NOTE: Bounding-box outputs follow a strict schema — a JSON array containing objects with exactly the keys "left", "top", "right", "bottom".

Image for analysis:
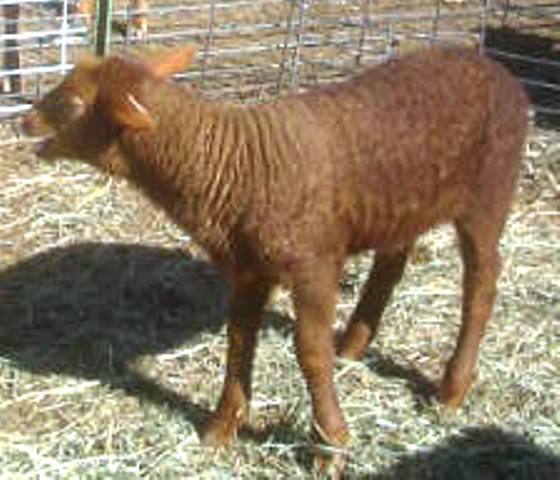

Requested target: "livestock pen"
[{"left": 0, "top": 1, "right": 559, "bottom": 478}]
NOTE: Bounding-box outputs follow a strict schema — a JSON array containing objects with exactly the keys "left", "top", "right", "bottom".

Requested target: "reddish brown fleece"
[{"left": 22, "top": 46, "right": 529, "bottom": 477}]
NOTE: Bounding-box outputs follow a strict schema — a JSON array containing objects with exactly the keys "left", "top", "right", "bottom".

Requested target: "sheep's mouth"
[
  {"left": 31, "top": 135, "right": 49, "bottom": 155},
  {"left": 20, "top": 111, "right": 59, "bottom": 158},
  {"left": 27, "top": 134, "right": 57, "bottom": 159},
  {"left": 21, "top": 125, "right": 58, "bottom": 158}
]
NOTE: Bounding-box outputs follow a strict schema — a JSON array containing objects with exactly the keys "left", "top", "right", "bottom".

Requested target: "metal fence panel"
[{"left": 0, "top": 0, "right": 558, "bottom": 124}]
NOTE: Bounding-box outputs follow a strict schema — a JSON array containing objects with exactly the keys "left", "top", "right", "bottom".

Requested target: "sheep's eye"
[
  {"left": 68, "top": 95, "right": 85, "bottom": 109},
  {"left": 38, "top": 92, "right": 86, "bottom": 129},
  {"left": 64, "top": 95, "right": 86, "bottom": 120}
]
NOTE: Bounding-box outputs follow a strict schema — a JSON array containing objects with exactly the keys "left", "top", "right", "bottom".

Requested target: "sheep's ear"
[
  {"left": 71, "top": 54, "right": 103, "bottom": 102},
  {"left": 74, "top": 54, "right": 102, "bottom": 78},
  {"left": 97, "top": 56, "right": 155, "bottom": 129},
  {"left": 103, "top": 90, "right": 154, "bottom": 129},
  {"left": 146, "top": 45, "right": 197, "bottom": 78}
]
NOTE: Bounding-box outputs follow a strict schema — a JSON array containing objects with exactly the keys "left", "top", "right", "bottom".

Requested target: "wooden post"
[{"left": 94, "top": 0, "right": 113, "bottom": 56}]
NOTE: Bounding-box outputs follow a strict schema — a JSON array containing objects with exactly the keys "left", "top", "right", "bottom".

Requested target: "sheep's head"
[{"left": 21, "top": 45, "right": 196, "bottom": 175}]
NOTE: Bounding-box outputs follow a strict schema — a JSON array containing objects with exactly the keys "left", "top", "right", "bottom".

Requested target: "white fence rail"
[{"left": 0, "top": 0, "right": 558, "bottom": 126}]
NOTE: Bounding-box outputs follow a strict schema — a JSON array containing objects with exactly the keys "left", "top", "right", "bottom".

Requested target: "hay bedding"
[{"left": 0, "top": 115, "right": 558, "bottom": 478}]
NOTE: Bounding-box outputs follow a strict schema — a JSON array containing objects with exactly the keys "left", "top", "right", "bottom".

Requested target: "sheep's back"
[{"left": 284, "top": 47, "right": 527, "bottom": 252}]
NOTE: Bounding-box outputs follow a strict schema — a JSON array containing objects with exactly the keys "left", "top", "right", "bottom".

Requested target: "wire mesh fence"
[
  {"left": 0, "top": 0, "right": 558, "bottom": 124},
  {"left": 483, "top": 1, "right": 560, "bottom": 127}
]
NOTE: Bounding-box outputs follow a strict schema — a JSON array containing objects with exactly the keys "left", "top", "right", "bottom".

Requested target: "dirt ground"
[{"left": 0, "top": 125, "right": 557, "bottom": 479}]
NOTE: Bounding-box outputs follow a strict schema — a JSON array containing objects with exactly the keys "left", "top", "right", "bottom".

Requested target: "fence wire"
[{"left": 0, "top": 0, "right": 558, "bottom": 126}]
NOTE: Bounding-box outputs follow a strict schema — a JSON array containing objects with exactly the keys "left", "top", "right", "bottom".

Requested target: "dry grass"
[
  {"left": 1, "top": 1, "right": 559, "bottom": 478},
  {"left": 1, "top": 120, "right": 558, "bottom": 480}
]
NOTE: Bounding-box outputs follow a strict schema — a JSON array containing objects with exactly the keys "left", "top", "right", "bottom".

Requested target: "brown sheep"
[
  {"left": 76, "top": 0, "right": 148, "bottom": 40},
  {"left": 21, "top": 45, "right": 529, "bottom": 477}
]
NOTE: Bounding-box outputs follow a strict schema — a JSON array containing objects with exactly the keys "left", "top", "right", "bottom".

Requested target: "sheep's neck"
[{"left": 120, "top": 92, "right": 255, "bottom": 263}]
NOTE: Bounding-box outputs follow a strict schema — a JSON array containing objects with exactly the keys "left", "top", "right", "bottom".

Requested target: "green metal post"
[{"left": 94, "top": 0, "right": 113, "bottom": 56}]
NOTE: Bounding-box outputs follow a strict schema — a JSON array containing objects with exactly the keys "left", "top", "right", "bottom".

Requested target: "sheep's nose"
[
  {"left": 19, "top": 106, "right": 41, "bottom": 137},
  {"left": 19, "top": 112, "right": 35, "bottom": 136}
]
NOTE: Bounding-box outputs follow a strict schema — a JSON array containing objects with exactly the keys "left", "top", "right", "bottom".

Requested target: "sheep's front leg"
[
  {"left": 338, "top": 248, "right": 410, "bottom": 360},
  {"left": 293, "top": 265, "right": 349, "bottom": 478},
  {"left": 201, "top": 277, "right": 272, "bottom": 446}
]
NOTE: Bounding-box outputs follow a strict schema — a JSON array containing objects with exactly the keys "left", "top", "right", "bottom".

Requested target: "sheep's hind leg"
[
  {"left": 439, "top": 220, "right": 502, "bottom": 408},
  {"left": 201, "top": 276, "right": 272, "bottom": 446},
  {"left": 338, "top": 248, "right": 410, "bottom": 360}
]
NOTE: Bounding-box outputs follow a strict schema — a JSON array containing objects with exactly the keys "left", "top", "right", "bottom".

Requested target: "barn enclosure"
[{"left": 0, "top": 1, "right": 559, "bottom": 124}]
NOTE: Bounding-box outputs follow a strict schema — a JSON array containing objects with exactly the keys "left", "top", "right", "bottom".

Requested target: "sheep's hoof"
[
  {"left": 313, "top": 447, "right": 347, "bottom": 480},
  {"left": 335, "top": 325, "right": 370, "bottom": 361},
  {"left": 439, "top": 370, "right": 477, "bottom": 409},
  {"left": 200, "top": 416, "right": 239, "bottom": 447},
  {"left": 311, "top": 422, "right": 349, "bottom": 479},
  {"left": 336, "top": 343, "right": 364, "bottom": 362},
  {"left": 439, "top": 384, "right": 466, "bottom": 410}
]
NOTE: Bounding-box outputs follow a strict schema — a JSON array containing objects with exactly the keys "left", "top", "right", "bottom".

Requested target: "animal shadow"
[
  {"left": 0, "top": 242, "right": 230, "bottom": 432},
  {"left": 363, "top": 348, "right": 438, "bottom": 409},
  {"left": 483, "top": 26, "right": 560, "bottom": 129},
  {"left": 369, "top": 426, "right": 560, "bottom": 480}
]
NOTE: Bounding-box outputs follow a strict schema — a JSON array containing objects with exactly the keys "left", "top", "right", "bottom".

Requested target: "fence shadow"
[
  {"left": 484, "top": 26, "right": 560, "bottom": 130},
  {"left": 367, "top": 426, "right": 560, "bottom": 480},
  {"left": 0, "top": 242, "right": 234, "bottom": 433}
]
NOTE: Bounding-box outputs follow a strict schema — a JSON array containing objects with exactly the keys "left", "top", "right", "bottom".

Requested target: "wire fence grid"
[{"left": 0, "top": 0, "right": 558, "bottom": 125}]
